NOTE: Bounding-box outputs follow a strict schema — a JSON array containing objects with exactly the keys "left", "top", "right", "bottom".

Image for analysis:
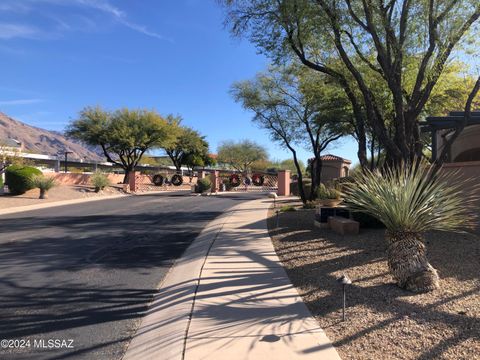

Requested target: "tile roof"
[{"left": 320, "top": 154, "right": 348, "bottom": 162}]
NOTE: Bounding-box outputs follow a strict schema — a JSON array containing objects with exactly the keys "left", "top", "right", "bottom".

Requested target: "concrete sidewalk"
[{"left": 124, "top": 198, "right": 340, "bottom": 360}]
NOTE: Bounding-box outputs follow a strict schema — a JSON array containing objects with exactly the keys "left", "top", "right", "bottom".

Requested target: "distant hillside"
[{"left": 0, "top": 112, "right": 103, "bottom": 161}]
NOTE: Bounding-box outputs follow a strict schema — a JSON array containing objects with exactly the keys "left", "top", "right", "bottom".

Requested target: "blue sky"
[{"left": 0, "top": 0, "right": 359, "bottom": 164}]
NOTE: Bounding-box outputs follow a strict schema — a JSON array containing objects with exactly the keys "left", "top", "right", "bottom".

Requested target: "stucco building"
[{"left": 319, "top": 154, "right": 351, "bottom": 182}]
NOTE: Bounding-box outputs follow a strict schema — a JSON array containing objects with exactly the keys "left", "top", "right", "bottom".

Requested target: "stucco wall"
[
  {"left": 321, "top": 160, "right": 351, "bottom": 182},
  {"left": 44, "top": 173, "right": 125, "bottom": 185},
  {"left": 321, "top": 164, "right": 341, "bottom": 182},
  {"left": 437, "top": 125, "right": 480, "bottom": 162},
  {"left": 440, "top": 162, "right": 480, "bottom": 226}
]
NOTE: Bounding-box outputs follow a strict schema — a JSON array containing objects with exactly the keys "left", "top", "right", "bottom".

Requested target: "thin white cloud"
[
  {"left": 13, "top": 0, "right": 171, "bottom": 42},
  {"left": 0, "top": 23, "right": 40, "bottom": 40},
  {"left": 75, "top": 0, "right": 171, "bottom": 41},
  {"left": 0, "top": 99, "right": 44, "bottom": 106}
]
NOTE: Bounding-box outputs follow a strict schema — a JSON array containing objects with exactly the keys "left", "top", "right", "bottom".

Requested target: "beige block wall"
[
  {"left": 437, "top": 125, "right": 480, "bottom": 161},
  {"left": 440, "top": 162, "right": 480, "bottom": 230},
  {"left": 321, "top": 161, "right": 351, "bottom": 182},
  {"left": 321, "top": 165, "right": 341, "bottom": 183},
  {"left": 44, "top": 173, "right": 125, "bottom": 186}
]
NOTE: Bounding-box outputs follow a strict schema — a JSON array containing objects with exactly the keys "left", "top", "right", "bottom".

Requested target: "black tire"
[
  {"left": 252, "top": 174, "right": 264, "bottom": 186},
  {"left": 229, "top": 174, "right": 241, "bottom": 187},
  {"left": 171, "top": 174, "right": 183, "bottom": 186},
  {"left": 152, "top": 174, "right": 164, "bottom": 186}
]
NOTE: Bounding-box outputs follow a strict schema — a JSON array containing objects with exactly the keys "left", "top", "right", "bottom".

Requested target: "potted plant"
[
  {"left": 30, "top": 175, "right": 57, "bottom": 199},
  {"left": 316, "top": 183, "right": 341, "bottom": 207}
]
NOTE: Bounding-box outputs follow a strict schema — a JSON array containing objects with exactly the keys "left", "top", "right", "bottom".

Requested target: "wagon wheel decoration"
[
  {"left": 252, "top": 173, "right": 265, "bottom": 186},
  {"left": 171, "top": 174, "right": 183, "bottom": 186},
  {"left": 229, "top": 174, "right": 241, "bottom": 187},
  {"left": 152, "top": 174, "right": 164, "bottom": 186}
]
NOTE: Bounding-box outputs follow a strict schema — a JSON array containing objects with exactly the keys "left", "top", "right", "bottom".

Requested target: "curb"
[
  {"left": 123, "top": 198, "right": 340, "bottom": 360},
  {"left": 0, "top": 189, "right": 196, "bottom": 216},
  {"left": 0, "top": 193, "right": 130, "bottom": 216},
  {"left": 123, "top": 207, "right": 234, "bottom": 360}
]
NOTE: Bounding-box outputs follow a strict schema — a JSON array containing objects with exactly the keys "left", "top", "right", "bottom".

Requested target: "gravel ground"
[
  {"left": 268, "top": 204, "right": 479, "bottom": 360},
  {"left": 0, "top": 185, "right": 126, "bottom": 209}
]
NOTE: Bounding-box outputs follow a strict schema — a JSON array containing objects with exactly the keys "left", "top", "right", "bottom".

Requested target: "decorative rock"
[{"left": 328, "top": 216, "right": 359, "bottom": 235}]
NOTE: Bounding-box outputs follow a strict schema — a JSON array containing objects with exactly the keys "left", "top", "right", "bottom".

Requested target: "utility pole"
[{"left": 64, "top": 151, "right": 73, "bottom": 173}]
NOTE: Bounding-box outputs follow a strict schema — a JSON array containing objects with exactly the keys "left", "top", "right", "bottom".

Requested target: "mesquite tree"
[
  {"left": 67, "top": 107, "right": 172, "bottom": 183},
  {"left": 163, "top": 116, "right": 211, "bottom": 172},
  {"left": 222, "top": 0, "right": 480, "bottom": 167},
  {"left": 217, "top": 140, "right": 268, "bottom": 173},
  {"left": 231, "top": 65, "right": 349, "bottom": 202}
]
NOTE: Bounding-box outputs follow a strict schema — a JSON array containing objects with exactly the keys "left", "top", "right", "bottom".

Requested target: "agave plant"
[{"left": 342, "top": 162, "right": 477, "bottom": 292}]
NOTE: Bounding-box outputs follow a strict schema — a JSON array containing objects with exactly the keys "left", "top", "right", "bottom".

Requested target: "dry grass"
[{"left": 268, "top": 205, "right": 480, "bottom": 360}]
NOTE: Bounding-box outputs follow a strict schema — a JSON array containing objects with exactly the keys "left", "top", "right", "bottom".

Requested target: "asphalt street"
[{"left": 0, "top": 191, "right": 260, "bottom": 360}]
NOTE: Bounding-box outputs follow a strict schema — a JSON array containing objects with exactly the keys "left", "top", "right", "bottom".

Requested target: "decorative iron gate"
[
  {"left": 217, "top": 171, "right": 278, "bottom": 192},
  {"left": 132, "top": 172, "right": 195, "bottom": 192}
]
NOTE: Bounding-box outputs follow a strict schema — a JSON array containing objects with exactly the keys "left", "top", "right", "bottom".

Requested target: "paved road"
[{"left": 0, "top": 192, "right": 260, "bottom": 360}]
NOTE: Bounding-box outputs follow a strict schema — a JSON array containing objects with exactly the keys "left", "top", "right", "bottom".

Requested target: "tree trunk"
[
  {"left": 309, "top": 157, "right": 322, "bottom": 201},
  {"left": 39, "top": 189, "right": 47, "bottom": 199},
  {"left": 385, "top": 231, "right": 439, "bottom": 292},
  {"left": 123, "top": 168, "right": 133, "bottom": 184},
  {"left": 292, "top": 151, "right": 306, "bottom": 204},
  {"left": 369, "top": 135, "right": 375, "bottom": 171}
]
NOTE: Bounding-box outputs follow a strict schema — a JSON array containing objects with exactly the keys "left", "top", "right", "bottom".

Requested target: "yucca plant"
[
  {"left": 342, "top": 162, "right": 478, "bottom": 292},
  {"left": 30, "top": 175, "right": 57, "bottom": 199}
]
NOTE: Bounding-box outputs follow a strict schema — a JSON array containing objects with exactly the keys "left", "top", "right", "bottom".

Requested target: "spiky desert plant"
[
  {"left": 342, "top": 162, "right": 477, "bottom": 292},
  {"left": 30, "top": 175, "right": 57, "bottom": 199}
]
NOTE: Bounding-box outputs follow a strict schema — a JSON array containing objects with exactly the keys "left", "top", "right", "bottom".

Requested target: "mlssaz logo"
[{"left": 33, "top": 339, "right": 74, "bottom": 349}]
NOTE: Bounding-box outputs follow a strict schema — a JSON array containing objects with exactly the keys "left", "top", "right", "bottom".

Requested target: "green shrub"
[
  {"left": 316, "top": 183, "right": 340, "bottom": 199},
  {"left": 5, "top": 165, "right": 42, "bottom": 195},
  {"left": 0, "top": 176, "right": 3, "bottom": 188},
  {"left": 280, "top": 204, "right": 297, "bottom": 212},
  {"left": 196, "top": 178, "right": 211, "bottom": 193},
  {"left": 302, "top": 201, "right": 316, "bottom": 209},
  {"left": 91, "top": 172, "right": 110, "bottom": 192},
  {"left": 290, "top": 179, "right": 311, "bottom": 198},
  {"left": 30, "top": 175, "right": 56, "bottom": 191},
  {"left": 222, "top": 178, "right": 233, "bottom": 191}
]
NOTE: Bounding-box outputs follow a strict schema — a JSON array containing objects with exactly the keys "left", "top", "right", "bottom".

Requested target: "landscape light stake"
[
  {"left": 275, "top": 209, "right": 280, "bottom": 228},
  {"left": 268, "top": 192, "right": 278, "bottom": 208},
  {"left": 337, "top": 274, "right": 352, "bottom": 321}
]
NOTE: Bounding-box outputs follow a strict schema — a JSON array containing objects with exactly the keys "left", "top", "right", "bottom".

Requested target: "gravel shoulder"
[
  {"left": 0, "top": 185, "right": 126, "bottom": 210},
  {"left": 267, "top": 203, "right": 479, "bottom": 360}
]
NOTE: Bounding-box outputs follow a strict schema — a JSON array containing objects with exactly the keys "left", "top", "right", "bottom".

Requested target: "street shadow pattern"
[
  {"left": 0, "top": 197, "right": 239, "bottom": 360},
  {"left": 124, "top": 199, "right": 338, "bottom": 360}
]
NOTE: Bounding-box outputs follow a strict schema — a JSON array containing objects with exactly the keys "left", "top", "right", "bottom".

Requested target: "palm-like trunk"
[{"left": 385, "top": 231, "right": 439, "bottom": 292}]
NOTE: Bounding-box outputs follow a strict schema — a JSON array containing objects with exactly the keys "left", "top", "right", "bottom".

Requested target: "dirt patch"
[
  {"left": 0, "top": 184, "right": 126, "bottom": 210},
  {"left": 268, "top": 204, "right": 479, "bottom": 360}
]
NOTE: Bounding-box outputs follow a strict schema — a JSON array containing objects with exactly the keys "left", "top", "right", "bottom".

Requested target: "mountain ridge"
[{"left": 0, "top": 112, "right": 103, "bottom": 161}]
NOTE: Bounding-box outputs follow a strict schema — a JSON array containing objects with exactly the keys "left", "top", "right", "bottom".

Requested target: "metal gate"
[{"left": 217, "top": 171, "right": 278, "bottom": 192}]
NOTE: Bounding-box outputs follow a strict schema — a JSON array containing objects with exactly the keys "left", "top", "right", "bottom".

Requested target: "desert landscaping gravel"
[
  {"left": 0, "top": 184, "right": 126, "bottom": 210},
  {"left": 268, "top": 205, "right": 479, "bottom": 360}
]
